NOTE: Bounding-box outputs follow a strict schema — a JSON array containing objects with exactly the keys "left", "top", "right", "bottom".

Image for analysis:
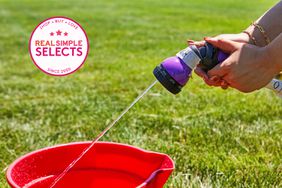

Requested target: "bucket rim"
[{"left": 6, "top": 141, "right": 175, "bottom": 188}]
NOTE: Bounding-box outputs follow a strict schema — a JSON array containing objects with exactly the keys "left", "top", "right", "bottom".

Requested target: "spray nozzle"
[{"left": 153, "top": 43, "right": 228, "bottom": 94}]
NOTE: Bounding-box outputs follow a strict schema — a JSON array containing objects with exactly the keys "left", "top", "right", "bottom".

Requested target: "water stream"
[{"left": 49, "top": 80, "right": 158, "bottom": 188}]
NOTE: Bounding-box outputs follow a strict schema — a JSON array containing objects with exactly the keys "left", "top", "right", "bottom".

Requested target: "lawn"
[{"left": 0, "top": 0, "right": 281, "bottom": 187}]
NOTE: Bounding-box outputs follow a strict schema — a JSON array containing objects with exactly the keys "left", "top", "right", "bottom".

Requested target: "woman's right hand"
[{"left": 188, "top": 33, "right": 252, "bottom": 88}]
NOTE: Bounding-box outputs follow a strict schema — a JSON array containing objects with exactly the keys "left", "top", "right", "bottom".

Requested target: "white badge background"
[{"left": 29, "top": 17, "right": 89, "bottom": 76}]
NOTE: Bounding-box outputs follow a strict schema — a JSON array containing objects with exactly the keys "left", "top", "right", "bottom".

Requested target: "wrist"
[
  {"left": 240, "top": 32, "right": 254, "bottom": 44},
  {"left": 245, "top": 26, "right": 267, "bottom": 47},
  {"left": 262, "top": 46, "right": 282, "bottom": 74}
]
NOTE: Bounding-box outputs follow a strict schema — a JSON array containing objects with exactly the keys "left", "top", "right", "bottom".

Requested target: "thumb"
[{"left": 204, "top": 37, "right": 241, "bottom": 53}]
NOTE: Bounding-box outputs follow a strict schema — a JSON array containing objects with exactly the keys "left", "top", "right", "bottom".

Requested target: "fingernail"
[
  {"left": 211, "top": 76, "right": 220, "bottom": 82},
  {"left": 204, "top": 79, "right": 212, "bottom": 86},
  {"left": 220, "top": 81, "right": 225, "bottom": 86},
  {"left": 220, "top": 80, "right": 229, "bottom": 87},
  {"left": 205, "top": 37, "right": 216, "bottom": 42}
]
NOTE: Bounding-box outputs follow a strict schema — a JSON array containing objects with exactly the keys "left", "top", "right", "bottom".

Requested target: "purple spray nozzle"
[
  {"left": 153, "top": 57, "right": 192, "bottom": 94},
  {"left": 153, "top": 43, "right": 229, "bottom": 94}
]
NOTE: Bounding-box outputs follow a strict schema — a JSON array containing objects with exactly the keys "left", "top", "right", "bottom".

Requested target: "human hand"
[
  {"left": 204, "top": 37, "right": 278, "bottom": 93},
  {"left": 188, "top": 33, "right": 252, "bottom": 86},
  {"left": 187, "top": 32, "right": 251, "bottom": 47}
]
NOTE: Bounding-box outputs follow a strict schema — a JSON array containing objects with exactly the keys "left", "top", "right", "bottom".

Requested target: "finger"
[
  {"left": 207, "top": 61, "right": 229, "bottom": 78},
  {"left": 209, "top": 75, "right": 222, "bottom": 86},
  {"left": 194, "top": 67, "right": 216, "bottom": 86},
  {"left": 194, "top": 66, "right": 209, "bottom": 80},
  {"left": 195, "top": 66, "right": 225, "bottom": 87},
  {"left": 205, "top": 75, "right": 222, "bottom": 87},
  {"left": 203, "top": 77, "right": 216, "bottom": 86},
  {"left": 205, "top": 77, "right": 223, "bottom": 87},
  {"left": 192, "top": 41, "right": 205, "bottom": 47},
  {"left": 187, "top": 39, "right": 195, "bottom": 46},
  {"left": 187, "top": 40, "right": 205, "bottom": 47},
  {"left": 210, "top": 75, "right": 221, "bottom": 83},
  {"left": 204, "top": 37, "right": 240, "bottom": 53},
  {"left": 220, "top": 80, "right": 229, "bottom": 90},
  {"left": 203, "top": 75, "right": 222, "bottom": 87},
  {"left": 214, "top": 33, "right": 248, "bottom": 43}
]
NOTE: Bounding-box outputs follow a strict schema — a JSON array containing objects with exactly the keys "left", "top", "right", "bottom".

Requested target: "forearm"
[
  {"left": 245, "top": 1, "right": 282, "bottom": 46},
  {"left": 265, "top": 33, "right": 282, "bottom": 72}
]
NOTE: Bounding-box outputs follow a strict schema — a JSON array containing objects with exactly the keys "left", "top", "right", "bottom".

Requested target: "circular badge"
[{"left": 29, "top": 16, "right": 89, "bottom": 76}]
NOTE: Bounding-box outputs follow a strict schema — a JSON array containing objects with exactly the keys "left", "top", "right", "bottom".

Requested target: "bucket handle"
[{"left": 136, "top": 169, "right": 164, "bottom": 188}]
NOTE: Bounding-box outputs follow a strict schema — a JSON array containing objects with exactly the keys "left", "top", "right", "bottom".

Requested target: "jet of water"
[{"left": 49, "top": 80, "right": 158, "bottom": 188}]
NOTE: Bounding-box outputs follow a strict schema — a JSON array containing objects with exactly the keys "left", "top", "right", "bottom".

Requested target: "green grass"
[{"left": 0, "top": 0, "right": 281, "bottom": 187}]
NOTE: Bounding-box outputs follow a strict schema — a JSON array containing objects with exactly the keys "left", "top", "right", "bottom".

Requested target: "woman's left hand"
[{"left": 205, "top": 37, "right": 278, "bottom": 93}]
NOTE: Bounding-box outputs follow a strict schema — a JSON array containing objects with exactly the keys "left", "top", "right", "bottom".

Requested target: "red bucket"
[{"left": 6, "top": 142, "right": 174, "bottom": 188}]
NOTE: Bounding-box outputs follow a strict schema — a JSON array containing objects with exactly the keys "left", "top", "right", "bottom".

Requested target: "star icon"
[
  {"left": 64, "top": 32, "right": 68, "bottom": 36},
  {"left": 50, "top": 32, "right": 54, "bottom": 36},
  {"left": 56, "top": 30, "right": 62, "bottom": 36}
]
